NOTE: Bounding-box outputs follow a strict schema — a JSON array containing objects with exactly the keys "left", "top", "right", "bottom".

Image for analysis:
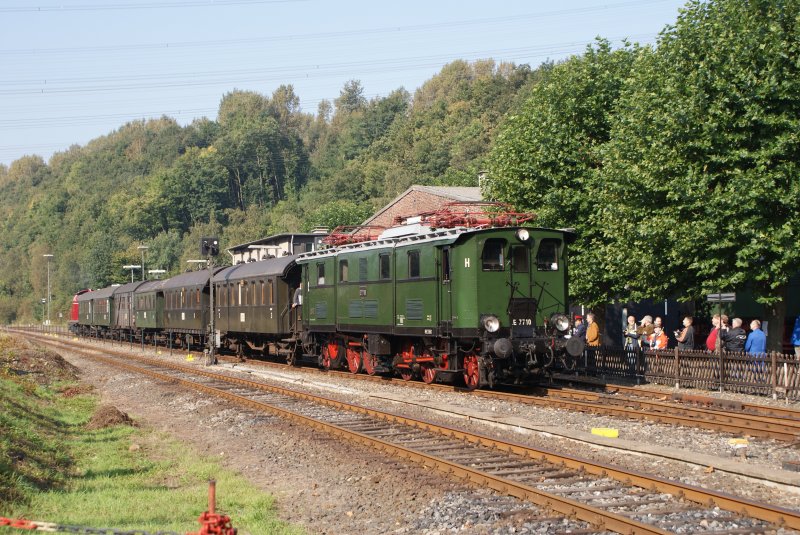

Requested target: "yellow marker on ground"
[
  {"left": 728, "top": 438, "right": 749, "bottom": 447},
  {"left": 591, "top": 428, "right": 619, "bottom": 438},
  {"left": 186, "top": 354, "right": 195, "bottom": 362}
]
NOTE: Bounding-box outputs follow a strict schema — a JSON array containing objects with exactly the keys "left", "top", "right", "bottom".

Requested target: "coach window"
[
  {"left": 379, "top": 253, "right": 391, "bottom": 280},
  {"left": 358, "top": 257, "right": 368, "bottom": 282},
  {"left": 196, "top": 288, "right": 201, "bottom": 305},
  {"left": 408, "top": 250, "right": 420, "bottom": 278},
  {"left": 268, "top": 279, "right": 275, "bottom": 304},
  {"left": 482, "top": 239, "right": 506, "bottom": 271},
  {"left": 536, "top": 239, "right": 560, "bottom": 271},
  {"left": 339, "top": 259, "right": 349, "bottom": 282},
  {"left": 317, "top": 263, "right": 326, "bottom": 285},
  {"left": 512, "top": 245, "right": 529, "bottom": 273}
]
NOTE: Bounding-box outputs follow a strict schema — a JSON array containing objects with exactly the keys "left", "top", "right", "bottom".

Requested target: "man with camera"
[{"left": 675, "top": 316, "right": 695, "bottom": 350}]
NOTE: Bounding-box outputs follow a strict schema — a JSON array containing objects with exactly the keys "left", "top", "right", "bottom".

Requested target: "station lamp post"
[
  {"left": 122, "top": 265, "right": 141, "bottom": 283},
  {"left": 137, "top": 245, "right": 149, "bottom": 281},
  {"left": 42, "top": 254, "right": 53, "bottom": 325}
]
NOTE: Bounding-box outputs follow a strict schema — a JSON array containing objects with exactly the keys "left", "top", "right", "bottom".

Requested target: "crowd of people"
[{"left": 570, "top": 313, "right": 800, "bottom": 356}]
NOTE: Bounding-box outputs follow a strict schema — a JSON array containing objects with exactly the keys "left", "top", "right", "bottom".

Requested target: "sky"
[{"left": 0, "top": 0, "right": 689, "bottom": 168}]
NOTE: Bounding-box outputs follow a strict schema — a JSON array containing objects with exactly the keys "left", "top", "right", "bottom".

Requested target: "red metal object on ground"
[
  {"left": 0, "top": 517, "right": 38, "bottom": 530},
  {"left": 188, "top": 480, "right": 237, "bottom": 535},
  {"left": 395, "top": 201, "right": 536, "bottom": 230}
]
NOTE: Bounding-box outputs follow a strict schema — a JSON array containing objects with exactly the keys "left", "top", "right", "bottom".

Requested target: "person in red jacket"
[{"left": 706, "top": 314, "right": 721, "bottom": 352}]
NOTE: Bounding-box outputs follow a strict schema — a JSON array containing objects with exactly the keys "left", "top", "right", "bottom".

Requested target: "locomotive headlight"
[
  {"left": 515, "top": 228, "right": 531, "bottom": 243},
  {"left": 482, "top": 315, "right": 501, "bottom": 333},
  {"left": 550, "top": 313, "right": 570, "bottom": 333}
]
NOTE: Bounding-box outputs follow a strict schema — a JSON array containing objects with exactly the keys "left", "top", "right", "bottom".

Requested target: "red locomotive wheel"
[
  {"left": 346, "top": 346, "right": 362, "bottom": 374},
  {"left": 363, "top": 351, "right": 378, "bottom": 375},
  {"left": 463, "top": 354, "right": 481, "bottom": 390},
  {"left": 399, "top": 367, "right": 413, "bottom": 381},
  {"left": 322, "top": 341, "right": 339, "bottom": 370},
  {"left": 421, "top": 363, "right": 437, "bottom": 384}
]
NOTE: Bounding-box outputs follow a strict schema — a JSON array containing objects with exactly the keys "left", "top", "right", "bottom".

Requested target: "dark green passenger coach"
[
  {"left": 134, "top": 279, "right": 165, "bottom": 331},
  {"left": 213, "top": 255, "right": 299, "bottom": 356}
]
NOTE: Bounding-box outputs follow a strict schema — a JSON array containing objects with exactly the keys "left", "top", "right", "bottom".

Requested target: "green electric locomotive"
[{"left": 297, "top": 206, "right": 580, "bottom": 389}]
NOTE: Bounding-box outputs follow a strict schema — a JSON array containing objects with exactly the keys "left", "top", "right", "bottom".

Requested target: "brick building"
[{"left": 363, "top": 185, "right": 483, "bottom": 229}]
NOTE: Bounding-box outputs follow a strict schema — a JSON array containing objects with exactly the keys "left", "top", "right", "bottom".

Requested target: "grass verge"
[{"left": 0, "top": 335, "right": 302, "bottom": 534}]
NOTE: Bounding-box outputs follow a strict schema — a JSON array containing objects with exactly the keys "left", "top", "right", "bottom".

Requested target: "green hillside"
[{"left": 0, "top": 60, "right": 539, "bottom": 323}]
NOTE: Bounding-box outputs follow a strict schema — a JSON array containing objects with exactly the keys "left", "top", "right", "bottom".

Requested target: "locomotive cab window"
[
  {"left": 317, "top": 263, "right": 325, "bottom": 285},
  {"left": 442, "top": 247, "right": 451, "bottom": 282},
  {"left": 408, "top": 250, "right": 420, "bottom": 278},
  {"left": 536, "top": 239, "right": 561, "bottom": 271},
  {"left": 379, "top": 253, "right": 391, "bottom": 280},
  {"left": 482, "top": 239, "right": 506, "bottom": 271},
  {"left": 512, "top": 245, "right": 529, "bottom": 273},
  {"left": 339, "top": 260, "right": 349, "bottom": 282}
]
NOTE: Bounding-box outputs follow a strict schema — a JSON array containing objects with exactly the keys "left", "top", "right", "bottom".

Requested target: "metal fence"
[{"left": 580, "top": 346, "right": 800, "bottom": 399}]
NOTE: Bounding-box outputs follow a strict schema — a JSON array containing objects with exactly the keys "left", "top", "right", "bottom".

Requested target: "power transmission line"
[
  {"left": 0, "top": 0, "right": 669, "bottom": 53},
  {"left": 0, "top": 0, "right": 306, "bottom": 14}
]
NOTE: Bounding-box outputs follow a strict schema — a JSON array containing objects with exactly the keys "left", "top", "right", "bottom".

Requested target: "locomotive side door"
[{"left": 438, "top": 246, "right": 453, "bottom": 336}]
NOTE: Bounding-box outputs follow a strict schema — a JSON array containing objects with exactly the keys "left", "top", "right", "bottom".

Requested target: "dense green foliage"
[
  {"left": 1, "top": 61, "right": 537, "bottom": 323},
  {"left": 486, "top": 39, "right": 639, "bottom": 304},
  {"left": 487, "top": 0, "right": 799, "bottom": 320}
]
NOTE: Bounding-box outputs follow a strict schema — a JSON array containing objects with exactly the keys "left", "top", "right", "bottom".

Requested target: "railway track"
[
  {"left": 18, "top": 331, "right": 800, "bottom": 534},
  {"left": 214, "top": 352, "right": 800, "bottom": 443},
  {"left": 15, "top": 328, "right": 800, "bottom": 443}
]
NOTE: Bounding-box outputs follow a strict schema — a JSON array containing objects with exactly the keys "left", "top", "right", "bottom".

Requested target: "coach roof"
[
  {"left": 112, "top": 281, "right": 145, "bottom": 295},
  {"left": 84, "top": 285, "right": 117, "bottom": 300},
  {"left": 213, "top": 255, "right": 296, "bottom": 283},
  {"left": 160, "top": 268, "right": 218, "bottom": 291},
  {"left": 134, "top": 279, "right": 166, "bottom": 294}
]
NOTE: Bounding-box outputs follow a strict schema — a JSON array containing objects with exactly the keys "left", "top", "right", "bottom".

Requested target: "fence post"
[
  {"left": 719, "top": 350, "right": 724, "bottom": 393},
  {"left": 674, "top": 348, "right": 680, "bottom": 389},
  {"left": 771, "top": 351, "right": 778, "bottom": 399}
]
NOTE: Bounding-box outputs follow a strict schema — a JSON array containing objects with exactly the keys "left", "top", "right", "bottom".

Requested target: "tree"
[
  {"left": 310, "top": 200, "right": 373, "bottom": 230},
  {"left": 599, "top": 0, "right": 800, "bottom": 347},
  {"left": 484, "top": 40, "right": 641, "bottom": 304},
  {"left": 335, "top": 80, "right": 367, "bottom": 114}
]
